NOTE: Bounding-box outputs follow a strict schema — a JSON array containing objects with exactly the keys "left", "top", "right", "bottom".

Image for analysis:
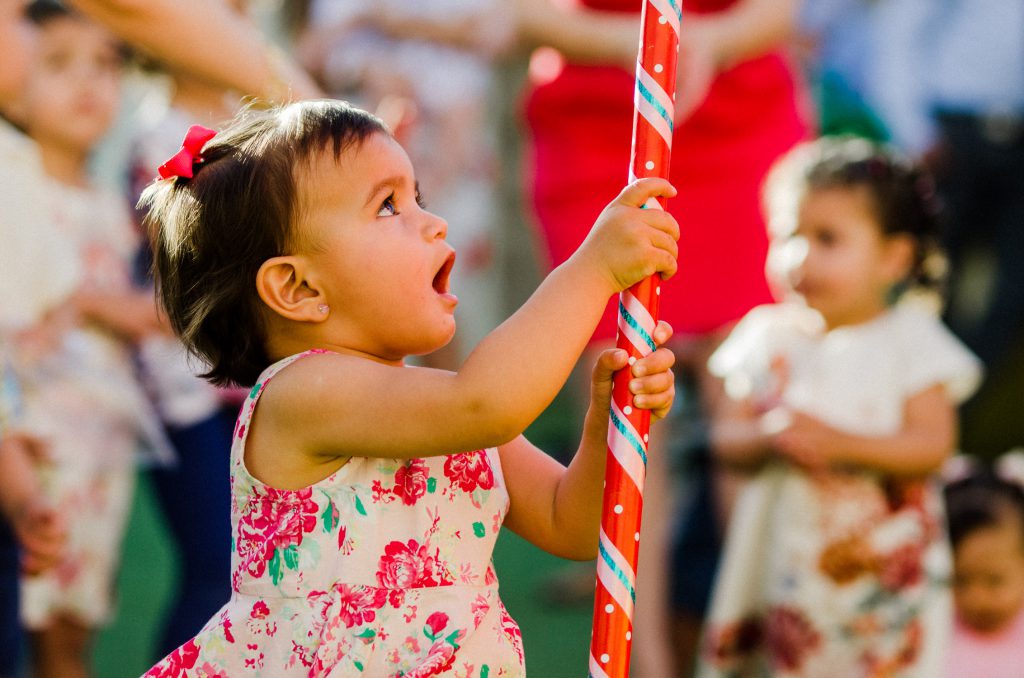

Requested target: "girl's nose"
[{"left": 424, "top": 210, "right": 448, "bottom": 240}]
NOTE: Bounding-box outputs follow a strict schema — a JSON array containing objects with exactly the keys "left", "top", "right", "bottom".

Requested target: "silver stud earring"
[{"left": 317, "top": 304, "right": 329, "bottom": 315}]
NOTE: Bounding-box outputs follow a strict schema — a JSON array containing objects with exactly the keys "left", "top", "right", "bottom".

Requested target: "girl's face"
[
  {"left": 20, "top": 15, "right": 121, "bottom": 155},
  {"left": 954, "top": 518, "right": 1024, "bottom": 634},
  {"left": 769, "top": 186, "right": 911, "bottom": 329},
  {"left": 299, "top": 131, "right": 456, "bottom": 362}
]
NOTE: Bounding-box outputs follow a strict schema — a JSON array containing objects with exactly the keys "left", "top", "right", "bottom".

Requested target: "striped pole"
[{"left": 589, "top": 1, "right": 680, "bottom": 676}]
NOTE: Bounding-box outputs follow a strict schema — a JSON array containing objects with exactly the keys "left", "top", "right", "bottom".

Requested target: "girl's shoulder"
[
  {"left": 881, "top": 305, "right": 983, "bottom": 403},
  {"left": 709, "top": 303, "right": 821, "bottom": 377},
  {"left": 734, "top": 303, "right": 822, "bottom": 335},
  {"left": 242, "top": 349, "right": 342, "bottom": 420}
]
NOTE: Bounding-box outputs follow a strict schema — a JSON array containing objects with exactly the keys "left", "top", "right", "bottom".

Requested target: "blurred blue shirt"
[{"left": 871, "top": 0, "right": 1024, "bottom": 153}]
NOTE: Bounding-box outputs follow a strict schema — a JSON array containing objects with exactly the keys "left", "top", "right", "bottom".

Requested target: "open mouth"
[{"left": 432, "top": 251, "right": 456, "bottom": 294}]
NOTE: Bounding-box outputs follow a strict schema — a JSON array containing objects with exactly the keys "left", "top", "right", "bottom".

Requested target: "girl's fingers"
[
  {"left": 643, "top": 206, "right": 681, "bottom": 241},
  {"left": 632, "top": 346, "right": 675, "bottom": 377},
  {"left": 634, "top": 386, "right": 675, "bottom": 414},
  {"left": 593, "top": 348, "right": 629, "bottom": 385},
  {"left": 651, "top": 320, "right": 674, "bottom": 346},
  {"left": 629, "top": 370, "right": 674, "bottom": 395},
  {"left": 615, "top": 177, "right": 677, "bottom": 208}
]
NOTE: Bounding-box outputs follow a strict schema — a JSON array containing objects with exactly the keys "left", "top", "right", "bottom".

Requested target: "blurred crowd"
[{"left": 0, "top": 0, "right": 1021, "bottom": 676}]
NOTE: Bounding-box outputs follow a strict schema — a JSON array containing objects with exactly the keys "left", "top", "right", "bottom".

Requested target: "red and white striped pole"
[{"left": 589, "top": 1, "right": 680, "bottom": 676}]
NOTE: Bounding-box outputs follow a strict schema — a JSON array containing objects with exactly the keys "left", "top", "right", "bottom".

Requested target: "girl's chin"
[{"left": 416, "top": 327, "right": 458, "bottom": 357}]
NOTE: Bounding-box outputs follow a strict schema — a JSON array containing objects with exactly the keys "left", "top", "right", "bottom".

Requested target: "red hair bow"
[{"left": 158, "top": 125, "right": 217, "bottom": 179}]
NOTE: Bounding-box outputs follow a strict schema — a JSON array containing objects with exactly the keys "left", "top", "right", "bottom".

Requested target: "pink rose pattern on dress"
[
  {"left": 143, "top": 353, "right": 521, "bottom": 676},
  {"left": 377, "top": 539, "right": 454, "bottom": 608},
  {"left": 444, "top": 450, "right": 494, "bottom": 493},
  {"left": 236, "top": 485, "right": 320, "bottom": 585},
  {"left": 144, "top": 640, "right": 199, "bottom": 677},
  {"left": 499, "top": 601, "right": 525, "bottom": 665},
  {"left": 394, "top": 459, "right": 430, "bottom": 505}
]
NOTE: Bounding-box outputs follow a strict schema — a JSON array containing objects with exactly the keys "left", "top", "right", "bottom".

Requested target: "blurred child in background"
[
  {"left": 698, "top": 137, "right": 981, "bottom": 676},
  {"left": 0, "top": 2, "right": 72, "bottom": 671},
  {"left": 944, "top": 453, "right": 1024, "bottom": 678},
  {"left": 6, "top": 3, "right": 170, "bottom": 676}
]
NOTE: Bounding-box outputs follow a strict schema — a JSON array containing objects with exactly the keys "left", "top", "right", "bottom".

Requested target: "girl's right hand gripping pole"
[{"left": 589, "top": 1, "right": 680, "bottom": 676}]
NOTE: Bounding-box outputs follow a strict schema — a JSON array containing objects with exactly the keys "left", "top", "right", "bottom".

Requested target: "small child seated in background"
[{"left": 944, "top": 453, "right": 1024, "bottom": 678}]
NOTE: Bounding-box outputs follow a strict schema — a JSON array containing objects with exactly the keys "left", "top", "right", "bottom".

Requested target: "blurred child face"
[
  {"left": 20, "top": 14, "right": 121, "bottom": 155},
  {"left": 0, "top": 1, "right": 35, "bottom": 106},
  {"left": 954, "top": 518, "right": 1024, "bottom": 634},
  {"left": 297, "top": 131, "right": 457, "bottom": 361},
  {"left": 768, "top": 186, "right": 912, "bottom": 329}
]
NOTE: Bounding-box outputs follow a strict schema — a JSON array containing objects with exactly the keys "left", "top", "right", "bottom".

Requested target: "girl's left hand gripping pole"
[{"left": 589, "top": 1, "right": 680, "bottom": 676}]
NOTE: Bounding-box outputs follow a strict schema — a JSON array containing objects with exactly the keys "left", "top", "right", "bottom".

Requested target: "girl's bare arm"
[
  {"left": 258, "top": 180, "right": 678, "bottom": 469},
  {"left": 68, "top": 0, "right": 320, "bottom": 100},
  {"left": 500, "top": 325, "right": 675, "bottom": 560}
]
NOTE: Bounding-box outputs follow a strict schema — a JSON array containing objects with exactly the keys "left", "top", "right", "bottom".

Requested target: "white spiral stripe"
[
  {"left": 617, "top": 314, "right": 653, "bottom": 359},
  {"left": 634, "top": 74, "right": 674, "bottom": 148},
  {"left": 636, "top": 66, "right": 674, "bottom": 122},
  {"left": 622, "top": 292, "right": 657, "bottom": 355},
  {"left": 598, "top": 529, "right": 636, "bottom": 618},
  {"left": 609, "top": 402, "right": 647, "bottom": 492}
]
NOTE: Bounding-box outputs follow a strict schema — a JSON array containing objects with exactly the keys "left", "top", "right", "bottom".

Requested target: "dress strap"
[{"left": 231, "top": 349, "right": 330, "bottom": 450}]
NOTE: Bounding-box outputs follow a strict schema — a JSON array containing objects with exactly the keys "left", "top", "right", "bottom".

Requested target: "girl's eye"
[
  {"left": 415, "top": 188, "right": 426, "bottom": 209},
  {"left": 377, "top": 193, "right": 398, "bottom": 217},
  {"left": 816, "top": 230, "right": 836, "bottom": 247}
]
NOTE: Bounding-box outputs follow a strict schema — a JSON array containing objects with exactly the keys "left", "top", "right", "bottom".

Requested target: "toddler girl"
[
  {"left": 944, "top": 453, "right": 1024, "bottom": 678},
  {"left": 140, "top": 99, "right": 678, "bottom": 676},
  {"left": 697, "top": 136, "right": 982, "bottom": 677}
]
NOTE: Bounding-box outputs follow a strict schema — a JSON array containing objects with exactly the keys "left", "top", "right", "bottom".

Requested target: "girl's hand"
[
  {"left": 590, "top": 321, "right": 676, "bottom": 422},
  {"left": 771, "top": 410, "right": 841, "bottom": 471},
  {"left": 13, "top": 304, "right": 79, "bottom": 364},
  {"left": 13, "top": 497, "right": 66, "bottom": 576},
  {"left": 752, "top": 354, "right": 789, "bottom": 414},
  {"left": 576, "top": 178, "right": 680, "bottom": 295}
]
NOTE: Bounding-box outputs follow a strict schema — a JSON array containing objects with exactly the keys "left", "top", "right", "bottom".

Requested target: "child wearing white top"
[{"left": 698, "top": 137, "right": 982, "bottom": 677}]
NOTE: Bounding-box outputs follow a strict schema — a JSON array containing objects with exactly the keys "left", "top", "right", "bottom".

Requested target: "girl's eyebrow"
[{"left": 363, "top": 175, "right": 408, "bottom": 208}]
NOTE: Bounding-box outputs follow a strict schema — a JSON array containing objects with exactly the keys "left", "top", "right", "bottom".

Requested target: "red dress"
[{"left": 523, "top": 0, "right": 811, "bottom": 341}]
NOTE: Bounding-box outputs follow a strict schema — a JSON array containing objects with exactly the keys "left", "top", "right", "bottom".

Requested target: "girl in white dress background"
[{"left": 698, "top": 136, "right": 982, "bottom": 677}]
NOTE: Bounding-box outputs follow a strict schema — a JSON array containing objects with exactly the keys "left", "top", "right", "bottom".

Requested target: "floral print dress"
[
  {"left": 145, "top": 351, "right": 525, "bottom": 677},
  {"left": 697, "top": 304, "right": 982, "bottom": 678}
]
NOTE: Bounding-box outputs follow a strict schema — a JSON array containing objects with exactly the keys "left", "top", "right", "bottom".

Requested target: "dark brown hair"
[
  {"left": 139, "top": 100, "right": 387, "bottom": 387},
  {"left": 945, "top": 467, "right": 1024, "bottom": 551},
  {"left": 765, "top": 136, "right": 946, "bottom": 296}
]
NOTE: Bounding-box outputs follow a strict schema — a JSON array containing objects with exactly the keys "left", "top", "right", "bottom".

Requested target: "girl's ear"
[
  {"left": 256, "top": 256, "right": 326, "bottom": 322},
  {"left": 883, "top": 234, "right": 916, "bottom": 283}
]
